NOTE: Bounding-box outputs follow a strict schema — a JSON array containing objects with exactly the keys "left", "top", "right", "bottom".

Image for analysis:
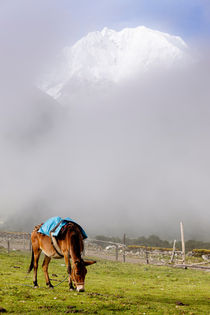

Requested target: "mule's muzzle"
[{"left": 76, "top": 285, "right": 85, "bottom": 292}]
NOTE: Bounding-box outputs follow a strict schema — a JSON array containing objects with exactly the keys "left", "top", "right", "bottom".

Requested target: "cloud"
[
  {"left": 1, "top": 1, "right": 210, "bottom": 240},
  {"left": 0, "top": 0, "right": 76, "bottom": 84},
  {"left": 51, "top": 60, "right": 210, "bottom": 240},
  {"left": 2, "top": 56, "right": 210, "bottom": 241}
]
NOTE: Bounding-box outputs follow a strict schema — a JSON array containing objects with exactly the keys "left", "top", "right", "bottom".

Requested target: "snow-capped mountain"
[{"left": 40, "top": 26, "right": 190, "bottom": 101}]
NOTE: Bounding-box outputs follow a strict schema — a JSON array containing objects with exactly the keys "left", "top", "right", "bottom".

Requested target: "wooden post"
[
  {"left": 123, "top": 234, "right": 126, "bottom": 263},
  {"left": 145, "top": 246, "right": 149, "bottom": 264},
  {"left": 180, "top": 222, "right": 185, "bottom": 264},
  {"left": 7, "top": 239, "right": 10, "bottom": 254},
  {"left": 115, "top": 245, "right": 118, "bottom": 261},
  {"left": 170, "top": 240, "right": 176, "bottom": 263}
]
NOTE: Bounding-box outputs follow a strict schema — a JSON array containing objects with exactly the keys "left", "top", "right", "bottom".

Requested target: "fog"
[{"left": 1, "top": 1, "right": 210, "bottom": 240}]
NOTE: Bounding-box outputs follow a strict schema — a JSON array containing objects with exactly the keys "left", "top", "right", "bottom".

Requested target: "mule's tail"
[{"left": 28, "top": 249, "right": 34, "bottom": 273}]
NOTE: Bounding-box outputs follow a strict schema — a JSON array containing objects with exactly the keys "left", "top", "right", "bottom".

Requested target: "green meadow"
[{"left": 0, "top": 249, "right": 210, "bottom": 314}]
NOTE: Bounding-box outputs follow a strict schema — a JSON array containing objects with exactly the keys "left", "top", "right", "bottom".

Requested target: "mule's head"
[{"left": 71, "top": 259, "right": 96, "bottom": 292}]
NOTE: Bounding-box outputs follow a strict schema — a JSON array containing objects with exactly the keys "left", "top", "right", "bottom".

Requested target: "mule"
[{"left": 28, "top": 222, "right": 96, "bottom": 292}]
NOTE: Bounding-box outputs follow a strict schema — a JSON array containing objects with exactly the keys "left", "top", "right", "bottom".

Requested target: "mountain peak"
[
  {"left": 40, "top": 26, "right": 190, "bottom": 101},
  {"left": 101, "top": 27, "right": 114, "bottom": 36}
]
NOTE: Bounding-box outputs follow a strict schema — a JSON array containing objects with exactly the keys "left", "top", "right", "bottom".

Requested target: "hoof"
[{"left": 47, "top": 282, "right": 54, "bottom": 289}]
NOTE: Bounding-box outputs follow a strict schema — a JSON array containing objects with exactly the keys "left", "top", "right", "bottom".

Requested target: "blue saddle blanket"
[{"left": 38, "top": 216, "right": 87, "bottom": 239}]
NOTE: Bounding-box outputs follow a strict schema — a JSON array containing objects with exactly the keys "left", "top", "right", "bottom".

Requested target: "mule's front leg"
[
  {"left": 63, "top": 251, "right": 74, "bottom": 290},
  {"left": 33, "top": 250, "right": 41, "bottom": 287},
  {"left": 69, "top": 278, "right": 75, "bottom": 291},
  {"left": 42, "top": 255, "right": 54, "bottom": 288}
]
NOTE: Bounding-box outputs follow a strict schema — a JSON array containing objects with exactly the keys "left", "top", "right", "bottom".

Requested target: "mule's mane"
[{"left": 65, "top": 223, "right": 84, "bottom": 259}]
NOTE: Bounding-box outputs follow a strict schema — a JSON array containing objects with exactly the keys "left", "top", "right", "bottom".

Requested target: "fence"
[
  {"left": 85, "top": 238, "right": 126, "bottom": 262},
  {"left": 1, "top": 231, "right": 210, "bottom": 269},
  {"left": 83, "top": 238, "right": 184, "bottom": 265},
  {"left": 0, "top": 232, "right": 31, "bottom": 253},
  {"left": 0, "top": 231, "right": 174, "bottom": 264}
]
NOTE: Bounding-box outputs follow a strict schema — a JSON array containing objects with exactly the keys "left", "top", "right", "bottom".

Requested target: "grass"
[{"left": 0, "top": 249, "right": 210, "bottom": 314}]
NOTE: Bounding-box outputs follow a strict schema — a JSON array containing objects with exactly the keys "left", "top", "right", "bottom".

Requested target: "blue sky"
[
  {"left": 1, "top": 0, "right": 210, "bottom": 48},
  {"left": 60, "top": 0, "right": 210, "bottom": 42}
]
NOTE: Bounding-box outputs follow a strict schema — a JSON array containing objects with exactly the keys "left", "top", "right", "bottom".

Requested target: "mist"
[{"left": 1, "top": 1, "right": 210, "bottom": 241}]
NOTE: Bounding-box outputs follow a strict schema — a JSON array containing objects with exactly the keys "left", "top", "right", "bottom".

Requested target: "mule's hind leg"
[
  {"left": 33, "top": 249, "right": 41, "bottom": 287},
  {"left": 42, "top": 255, "right": 53, "bottom": 288},
  {"left": 63, "top": 251, "right": 74, "bottom": 290}
]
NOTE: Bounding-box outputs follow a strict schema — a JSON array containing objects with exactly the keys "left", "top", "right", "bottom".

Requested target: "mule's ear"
[{"left": 84, "top": 260, "right": 96, "bottom": 266}]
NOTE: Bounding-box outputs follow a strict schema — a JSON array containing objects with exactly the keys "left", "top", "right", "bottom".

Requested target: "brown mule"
[{"left": 28, "top": 222, "right": 96, "bottom": 292}]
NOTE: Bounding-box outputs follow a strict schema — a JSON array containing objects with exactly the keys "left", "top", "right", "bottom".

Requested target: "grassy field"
[{"left": 0, "top": 249, "right": 210, "bottom": 314}]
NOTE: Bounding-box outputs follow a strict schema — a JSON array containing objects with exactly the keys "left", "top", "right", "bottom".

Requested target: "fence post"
[
  {"left": 145, "top": 246, "right": 149, "bottom": 264},
  {"left": 180, "top": 222, "right": 185, "bottom": 264},
  {"left": 123, "top": 234, "right": 126, "bottom": 263},
  {"left": 170, "top": 240, "right": 176, "bottom": 263},
  {"left": 115, "top": 245, "right": 118, "bottom": 261},
  {"left": 7, "top": 239, "right": 10, "bottom": 254}
]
